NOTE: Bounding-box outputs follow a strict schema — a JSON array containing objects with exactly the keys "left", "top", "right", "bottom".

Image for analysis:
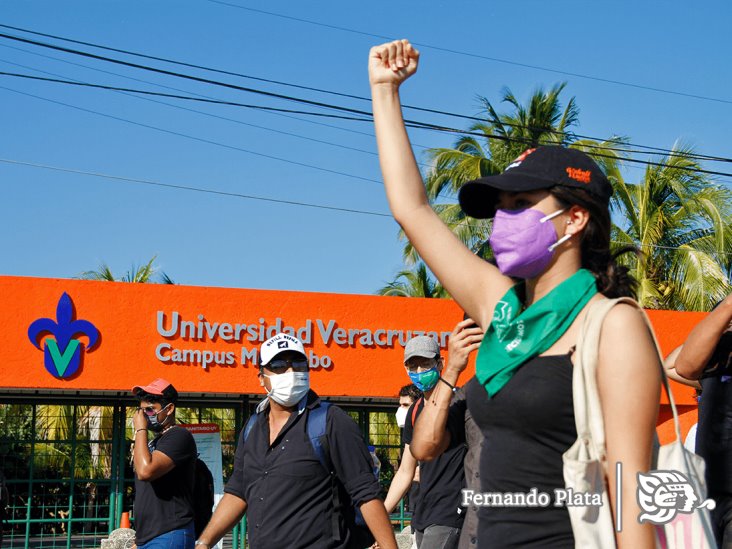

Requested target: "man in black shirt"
[
  {"left": 194, "top": 333, "right": 397, "bottom": 549},
  {"left": 132, "top": 378, "right": 197, "bottom": 549},
  {"left": 667, "top": 294, "right": 732, "bottom": 548},
  {"left": 383, "top": 335, "right": 467, "bottom": 549}
]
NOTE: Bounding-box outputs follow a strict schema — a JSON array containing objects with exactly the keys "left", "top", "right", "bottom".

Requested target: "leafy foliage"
[
  {"left": 612, "top": 144, "right": 732, "bottom": 310},
  {"left": 377, "top": 262, "right": 448, "bottom": 299},
  {"left": 78, "top": 255, "right": 174, "bottom": 284}
]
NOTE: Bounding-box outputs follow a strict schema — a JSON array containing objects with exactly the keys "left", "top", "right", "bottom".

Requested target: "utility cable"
[
  {"left": 0, "top": 42, "right": 399, "bottom": 145},
  {"left": 0, "top": 61, "right": 381, "bottom": 159},
  {"left": 0, "top": 70, "right": 373, "bottom": 121},
  {"left": 2, "top": 156, "right": 728, "bottom": 259},
  {"left": 4, "top": 70, "right": 732, "bottom": 182},
  {"left": 202, "top": 1, "right": 732, "bottom": 107},
  {"left": 0, "top": 158, "right": 391, "bottom": 217},
  {"left": 0, "top": 32, "right": 376, "bottom": 118},
  {"left": 0, "top": 85, "right": 385, "bottom": 185},
  {"left": 1, "top": 25, "right": 729, "bottom": 164}
]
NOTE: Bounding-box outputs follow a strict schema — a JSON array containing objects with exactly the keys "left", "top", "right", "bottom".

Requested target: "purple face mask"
[{"left": 489, "top": 208, "right": 570, "bottom": 279}]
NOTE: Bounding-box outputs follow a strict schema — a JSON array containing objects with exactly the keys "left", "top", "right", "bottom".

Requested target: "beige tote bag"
[{"left": 563, "top": 297, "right": 716, "bottom": 549}]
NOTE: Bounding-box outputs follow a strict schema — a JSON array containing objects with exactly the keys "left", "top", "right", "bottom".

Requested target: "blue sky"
[{"left": 1, "top": 1, "right": 730, "bottom": 295}]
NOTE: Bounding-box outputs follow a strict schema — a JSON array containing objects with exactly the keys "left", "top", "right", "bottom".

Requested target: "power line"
[
  {"left": 5, "top": 69, "right": 732, "bottom": 182},
  {"left": 0, "top": 158, "right": 391, "bottom": 217},
  {"left": 0, "top": 60, "right": 382, "bottom": 160},
  {"left": 0, "top": 85, "right": 385, "bottom": 185},
  {"left": 1, "top": 25, "right": 730, "bottom": 164},
  {"left": 3, "top": 155, "right": 728, "bottom": 259},
  {"left": 0, "top": 70, "right": 372, "bottom": 121},
  {"left": 0, "top": 31, "right": 378, "bottom": 119},
  {"left": 0, "top": 22, "right": 371, "bottom": 103},
  {"left": 0, "top": 41, "right": 404, "bottom": 147},
  {"left": 203, "top": 0, "right": 732, "bottom": 107},
  {"left": 614, "top": 241, "right": 732, "bottom": 259}
]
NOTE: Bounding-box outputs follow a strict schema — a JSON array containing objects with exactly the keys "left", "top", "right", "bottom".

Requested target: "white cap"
[{"left": 260, "top": 333, "right": 307, "bottom": 366}]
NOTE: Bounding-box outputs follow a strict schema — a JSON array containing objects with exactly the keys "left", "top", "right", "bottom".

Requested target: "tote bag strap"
[
  {"left": 573, "top": 297, "right": 619, "bottom": 461},
  {"left": 572, "top": 297, "right": 681, "bottom": 462},
  {"left": 574, "top": 297, "right": 681, "bottom": 460}
]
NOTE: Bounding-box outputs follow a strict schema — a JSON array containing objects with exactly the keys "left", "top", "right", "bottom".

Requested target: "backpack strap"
[
  {"left": 410, "top": 397, "right": 423, "bottom": 429},
  {"left": 306, "top": 401, "right": 344, "bottom": 540},
  {"left": 307, "top": 400, "right": 332, "bottom": 472},
  {"left": 243, "top": 412, "right": 259, "bottom": 443}
]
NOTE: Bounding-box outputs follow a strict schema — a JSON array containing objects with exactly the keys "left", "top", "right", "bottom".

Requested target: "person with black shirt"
[
  {"left": 382, "top": 335, "right": 466, "bottom": 549},
  {"left": 369, "top": 39, "right": 661, "bottom": 548},
  {"left": 131, "top": 378, "right": 197, "bottom": 549},
  {"left": 666, "top": 294, "right": 732, "bottom": 548},
  {"left": 194, "top": 333, "right": 397, "bottom": 549},
  {"left": 396, "top": 384, "right": 422, "bottom": 520},
  {"left": 410, "top": 319, "right": 484, "bottom": 549}
]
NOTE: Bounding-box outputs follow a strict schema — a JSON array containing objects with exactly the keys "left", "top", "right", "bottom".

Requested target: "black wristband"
[{"left": 438, "top": 376, "right": 457, "bottom": 393}]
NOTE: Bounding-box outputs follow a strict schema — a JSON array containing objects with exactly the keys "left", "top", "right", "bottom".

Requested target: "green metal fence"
[{"left": 0, "top": 398, "right": 407, "bottom": 548}]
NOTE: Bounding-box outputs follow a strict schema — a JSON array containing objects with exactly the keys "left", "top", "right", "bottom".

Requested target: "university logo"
[
  {"left": 27, "top": 293, "right": 100, "bottom": 379},
  {"left": 637, "top": 470, "right": 715, "bottom": 525}
]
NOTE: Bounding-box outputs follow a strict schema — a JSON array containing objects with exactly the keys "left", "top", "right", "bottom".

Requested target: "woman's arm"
[
  {"left": 382, "top": 445, "right": 418, "bottom": 514},
  {"left": 663, "top": 346, "right": 701, "bottom": 389},
  {"left": 369, "top": 40, "right": 512, "bottom": 327},
  {"left": 597, "top": 304, "right": 661, "bottom": 549},
  {"left": 674, "top": 294, "right": 732, "bottom": 380}
]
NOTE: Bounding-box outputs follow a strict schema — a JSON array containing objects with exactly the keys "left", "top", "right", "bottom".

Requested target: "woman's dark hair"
[{"left": 550, "top": 186, "right": 638, "bottom": 299}]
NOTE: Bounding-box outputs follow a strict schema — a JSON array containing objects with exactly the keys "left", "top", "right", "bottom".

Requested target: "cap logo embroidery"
[
  {"left": 277, "top": 341, "right": 288, "bottom": 349},
  {"left": 566, "top": 167, "right": 591, "bottom": 184},
  {"left": 505, "top": 148, "right": 536, "bottom": 170}
]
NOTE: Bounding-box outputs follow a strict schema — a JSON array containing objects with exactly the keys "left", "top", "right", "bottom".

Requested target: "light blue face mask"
[{"left": 408, "top": 367, "right": 440, "bottom": 392}]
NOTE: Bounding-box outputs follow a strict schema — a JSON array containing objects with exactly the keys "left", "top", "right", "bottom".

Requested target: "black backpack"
[{"left": 192, "top": 457, "right": 214, "bottom": 537}]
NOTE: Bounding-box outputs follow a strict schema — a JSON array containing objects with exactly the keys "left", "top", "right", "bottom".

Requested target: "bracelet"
[
  {"left": 135, "top": 428, "right": 148, "bottom": 436},
  {"left": 438, "top": 376, "right": 457, "bottom": 393},
  {"left": 195, "top": 542, "right": 210, "bottom": 548}
]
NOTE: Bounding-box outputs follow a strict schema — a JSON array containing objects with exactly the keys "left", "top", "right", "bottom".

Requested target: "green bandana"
[{"left": 476, "top": 269, "right": 598, "bottom": 397}]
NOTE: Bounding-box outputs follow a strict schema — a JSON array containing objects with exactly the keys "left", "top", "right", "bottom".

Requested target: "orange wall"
[
  {"left": 3, "top": 275, "right": 463, "bottom": 398},
  {"left": 2, "top": 276, "right": 703, "bottom": 442}
]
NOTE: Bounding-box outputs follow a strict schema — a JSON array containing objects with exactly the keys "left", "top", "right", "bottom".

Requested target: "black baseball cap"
[{"left": 458, "top": 146, "right": 612, "bottom": 219}]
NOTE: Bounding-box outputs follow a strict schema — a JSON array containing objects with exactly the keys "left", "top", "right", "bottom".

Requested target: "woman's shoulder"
[{"left": 600, "top": 297, "right": 647, "bottom": 330}]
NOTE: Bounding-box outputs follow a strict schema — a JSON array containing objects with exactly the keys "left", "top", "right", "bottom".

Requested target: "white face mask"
[
  {"left": 263, "top": 371, "right": 310, "bottom": 407},
  {"left": 395, "top": 406, "right": 409, "bottom": 428}
]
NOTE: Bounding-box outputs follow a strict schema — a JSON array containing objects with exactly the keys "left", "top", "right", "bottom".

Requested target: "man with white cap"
[
  {"left": 194, "top": 333, "right": 397, "bottom": 549},
  {"left": 381, "top": 336, "right": 467, "bottom": 549}
]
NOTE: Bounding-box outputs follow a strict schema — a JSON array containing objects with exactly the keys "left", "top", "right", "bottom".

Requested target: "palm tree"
[
  {"left": 398, "top": 83, "right": 626, "bottom": 264},
  {"left": 377, "top": 262, "right": 448, "bottom": 298},
  {"left": 611, "top": 144, "right": 732, "bottom": 311},
  {"left": 78, "top": 256, "right": 174, "bottom": 284}
]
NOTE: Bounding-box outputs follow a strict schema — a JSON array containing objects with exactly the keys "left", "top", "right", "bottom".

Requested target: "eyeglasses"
[
  {"left": 405, "top": 359, "right": 438, "bottom": 374},
  {"left": 267, "top": 358, "right": 309, "bottom": 372},
  {"left": 140, "top": 404, "right": 168, "bottom": 416}
]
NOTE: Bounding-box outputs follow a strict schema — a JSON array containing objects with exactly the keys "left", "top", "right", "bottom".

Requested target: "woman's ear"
[{"left": 565, "top": 205, "right": 590, "bottom": 236}]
